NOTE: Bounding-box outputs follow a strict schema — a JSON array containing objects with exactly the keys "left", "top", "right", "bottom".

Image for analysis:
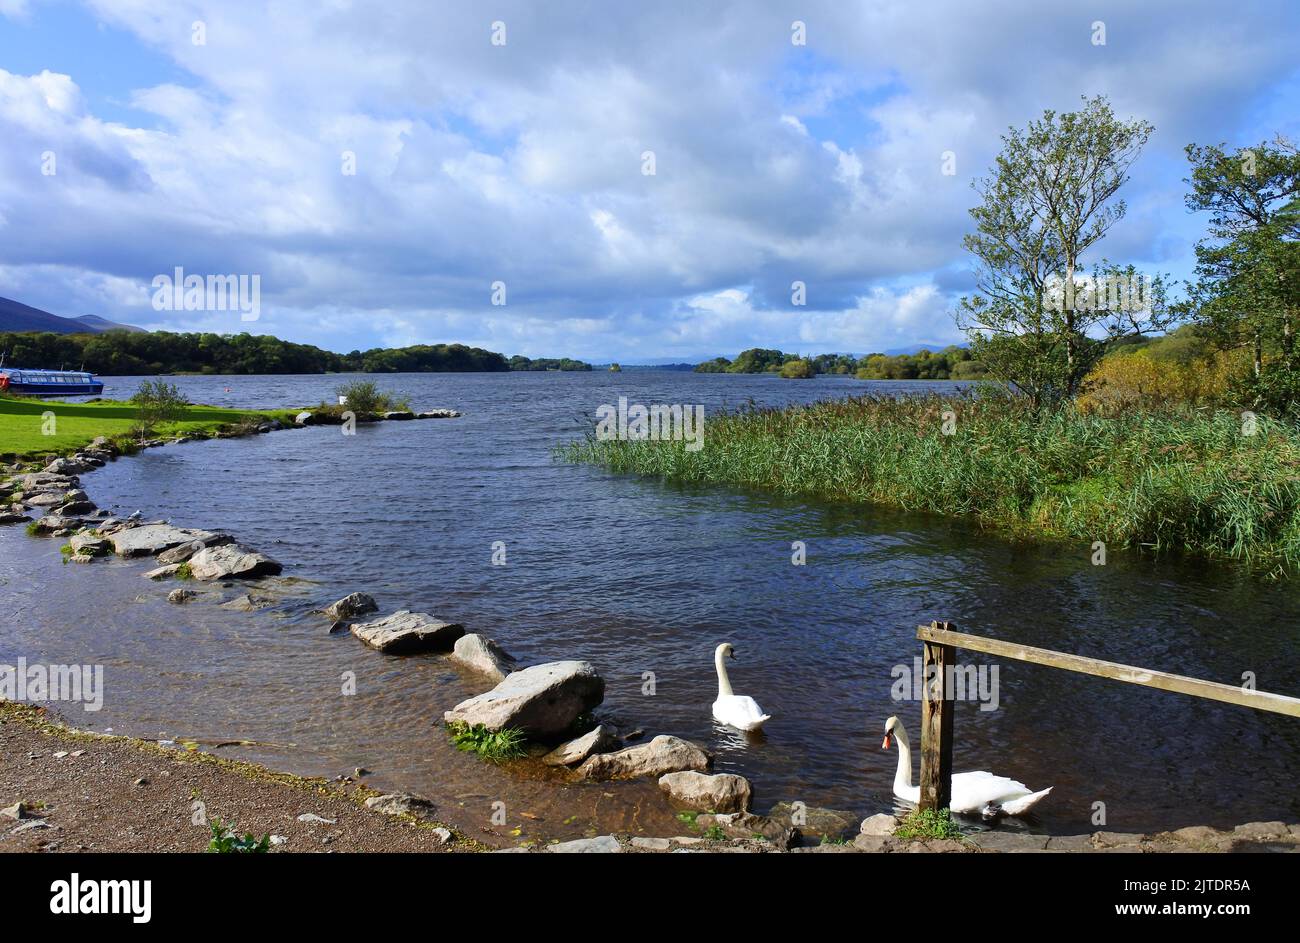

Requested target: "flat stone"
[
  {"left": 1233, "top": 821, "right": 1290, "bottom": 840},
  {"left": 658, "top": 771, "right": 752, "bottom": 813},
  {"left": 417, "top": 409, "right": 461, "bottom": 419},
  {"left": 767, "top": 802, "right": 857, "bottom": 842},
  {"left": 576, "top": 735, "right": 709, "bottom": 781},
  {"left": 109, "top": 524, "right": 222, "bottom": 558},
  {"left": 220, "top": 593, "right": 277, "bottom": 612},
  {"left": 448, "top": 633, "right": 516, "bottom": 682},
  {"left": 353, "top": 610, "right": 466, "bottom": 655},
  {"left": 968, "top": 831, "right": 1050, "bottom": 852},
  {"left": 145, "top": 564, "right": 182, "bottom": 581},
  {"left": 546, "top": 835, "right": 621, "bottom": 854},
  {"left": 444, "top": 660, "right": 603, "bottom": 738},
  {"left": 542, "top": 725, "right": 621, "bottom": 766},
  {"left": 1044, "top": 834, "right": 1094, "bottom": 852},
  {"left": 853, "top": 834, "right": 904, "bottom": 852},
  {"left": 381, "top": 410, "right": 415, "bottom": 421},
  {"left": 187, "top": 543, "right": 282, "bottom": 581},
  {"left": 69, "top": 533, "right": 109, "bottom": 556},
  {"left": 1092, "top": 831, "right": 1146, "bottom": 847},
  {"left": 157, "top": 535, "right": 232, "bottom": 565},
  {"left": 631, "top": 837, "right": 672, "bottom": 851}
]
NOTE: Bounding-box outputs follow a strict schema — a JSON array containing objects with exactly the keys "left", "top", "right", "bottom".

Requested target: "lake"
[{"left": 3, "top": 370, "right": 1298, "bottom": 841}]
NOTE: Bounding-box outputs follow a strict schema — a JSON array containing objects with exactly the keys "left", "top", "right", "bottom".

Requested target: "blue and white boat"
[{"left": 0, "top": 368, "right": 104, "bottom": 397}]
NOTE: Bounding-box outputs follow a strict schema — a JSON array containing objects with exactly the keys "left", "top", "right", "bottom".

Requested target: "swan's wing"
[
  {"left": 713, "top": 695, "right": 771, "bottom": 728},
  {"left": 950, "top": 771, "right": 1035, "bottom": 812},
  {"left": 999, "top": 786, "right": 1052, "bottom": 815}
]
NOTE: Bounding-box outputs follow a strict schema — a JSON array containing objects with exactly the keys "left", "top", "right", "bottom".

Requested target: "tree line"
[
  {"left": 0, "top": 330, "right": 591, "bottom": 375},
  {"left": 694, "top": 346, "right": 987, "bottom": 380}
]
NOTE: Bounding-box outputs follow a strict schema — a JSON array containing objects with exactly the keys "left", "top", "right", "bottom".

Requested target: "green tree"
[{"left": 956, "top": 96, "right": 1169, "bottom": 406}]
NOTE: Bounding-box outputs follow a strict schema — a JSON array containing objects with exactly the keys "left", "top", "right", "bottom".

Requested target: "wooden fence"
[{"left": 914, "top": 620, "right": 1300, "bottom": 811}]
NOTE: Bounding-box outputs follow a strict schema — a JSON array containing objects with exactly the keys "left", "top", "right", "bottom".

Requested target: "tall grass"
[{"left": 557, "top": 393, "right": 1300, "bottom": 572}]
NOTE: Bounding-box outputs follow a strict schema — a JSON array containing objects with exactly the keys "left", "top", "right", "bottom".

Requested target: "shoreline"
[{"left": 4, "top": 396, "right": 1299, "bottom": 853}]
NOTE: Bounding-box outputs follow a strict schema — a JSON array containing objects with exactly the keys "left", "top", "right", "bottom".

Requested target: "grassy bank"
[
  {"left": 0, "top": 395, "right": 297, "bottom": 460},
  {"left": 559, "top": 394, "right": 1300, "bottom": 572}
]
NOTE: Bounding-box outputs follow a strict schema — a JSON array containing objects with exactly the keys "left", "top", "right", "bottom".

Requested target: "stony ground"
[{"left": 0, "top": 704, "right": 473, "bottom": 853}]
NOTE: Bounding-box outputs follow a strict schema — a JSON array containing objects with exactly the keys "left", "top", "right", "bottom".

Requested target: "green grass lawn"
[{"left": 0, "top": 395, "right": 297, "bottom": 460}]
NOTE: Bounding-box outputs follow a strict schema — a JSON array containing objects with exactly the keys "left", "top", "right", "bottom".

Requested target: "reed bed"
[{"left": 558, "top": 393, "right": 1300, "bottom": 572}]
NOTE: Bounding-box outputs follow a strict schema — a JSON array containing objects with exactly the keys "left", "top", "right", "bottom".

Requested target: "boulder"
[
  {"left": 167, "top": 588, "right": 197, "bottom": 604},
  {"left": 351, "top": 610, "right": 465, "bottom": 654},
  {"left": 443, "top": 661, "right": 604, "bottom": 738},
  {"left": 56, "top": 500, "right": 97, "bottom": 516},
  {"left": 576, "top": 735, "right": 710, "bottom": 782},
  {"left": 324, "top": 592, "right": 378, "bottom": 621},
  {"left": 187, "top": 543, "right": 283, "bottom": 581},
  {"left": 859, "top": 813, "right": 900, "bottom": 837},
  {"left": 543, "top": 725, "right": 621, "bottom": 766},
  {"left": 658, "top": 771, "right": 752, "bottom": 813},
  {"left": 31, "top": 514, "right": 86, "bottom": 535},
  {"left": 69, "top": 533, "right": 110, "bottom": 556},
  {"left": 17, "top": 473, "right": 77, "bottom": 491},
  {"left": 448, "top": 633, "right": 516, "bottom": 682},
  {"left": 364, "top": 793, "right": 438, "bottom": 821},
  {"left": 158, "top": 534, "right": 232, "bottom": 565},
  {"left": 767, "top": 802, "right": 859, "bottom": 842},
  {"left": 109, "top": 524, "right": 223, "bottom": 558},
  {"left": 44, "top": 457, "right": 90, "bottom": 475},
  {"left": 698, "top": 812, "right": 799, "bottom": 850},
  {"left": 0, "top": 511, "right": 31, "bottom": 525},
  {"left": 23, "top": 493, "right": 65, "bottom": 508}
]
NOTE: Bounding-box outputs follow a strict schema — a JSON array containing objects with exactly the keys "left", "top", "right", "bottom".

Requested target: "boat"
[{"left": 0, "top": 368, "right": 104, "bottom": 397}]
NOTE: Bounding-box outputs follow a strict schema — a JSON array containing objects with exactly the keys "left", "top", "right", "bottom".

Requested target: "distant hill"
[{"left": 0, "top": 296, "right": 143, "bottom": 335}]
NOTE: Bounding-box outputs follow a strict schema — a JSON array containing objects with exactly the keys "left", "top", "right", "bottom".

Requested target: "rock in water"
[
  {"left": 167, "top": 588, "right": 197, "bottom": 604},
  {"left": 350, "top": 610, "right": 465, "bottom": 654},
  {"left": 109, "top": 524, "right": 223, "bottom": 558},
  {"left": 220, "top": 593, "right": 276, "bottom": 612},
  {"left": 545, "top": 836, "right": 621, "bottom": 853},
  {"left": 576, "top": 735, "right": 710, "bottom": 781},
  {"left": 658, "top": 771, "right": 752, "bottom": 813},
  {"left": 542, "top": 724, "right": 621, "bottom": 766},
  {"left": 447, "top": 633, "right": 516, "bottom": 682},
  {"left": 443, "top": 661, "right": 604, "bottom": 738},
  {"left": 187, "top": 543, "right": 283, "bottom": 580},
  {"left": 364, "top": 793, "right": 439, "bottom": 821},
  {"left": 324, "top": 592, "right": 378, "bottom": 621}
]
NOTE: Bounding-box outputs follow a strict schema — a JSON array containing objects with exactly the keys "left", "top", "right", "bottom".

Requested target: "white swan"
[
  {"left": 881, "top": 716, "right": 1052, "bottom": 818},
  {"left": 711, "top": 643, "right": 771, "bottom": 731}
]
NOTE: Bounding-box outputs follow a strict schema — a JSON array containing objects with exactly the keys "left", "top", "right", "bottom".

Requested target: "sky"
[{"left": 0, "top": 0, "right": 1298, "bottom": 362}]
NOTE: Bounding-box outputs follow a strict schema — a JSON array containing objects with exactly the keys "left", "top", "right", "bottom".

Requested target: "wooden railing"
[{"left": 914, "top": 620, "right": 1300, "bottom": 811}]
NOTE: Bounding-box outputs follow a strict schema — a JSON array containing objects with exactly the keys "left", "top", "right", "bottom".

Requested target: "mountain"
[{"left": 0, "top": 297, "right": 143, "bottom": 334}]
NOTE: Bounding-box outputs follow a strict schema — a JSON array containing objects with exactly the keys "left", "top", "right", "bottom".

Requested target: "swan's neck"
[
  {"left": 715, "top": 650, "right": 733, "bottom": 698},
  {"left": 893, "top": 726, "right": 913, "bottom": 791}
]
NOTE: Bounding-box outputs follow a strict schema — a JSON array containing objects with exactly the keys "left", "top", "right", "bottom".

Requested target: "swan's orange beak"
[{"left": 881, "top": 734, "right": 891, "bottom": 750}]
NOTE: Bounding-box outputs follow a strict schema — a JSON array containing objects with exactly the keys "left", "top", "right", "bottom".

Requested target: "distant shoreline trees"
[
  {"left": 695, "top": 345, "right": 987, "bottom": 380},
  {"left": 0, "top": 330, "right": 592, "bottom": 375}
]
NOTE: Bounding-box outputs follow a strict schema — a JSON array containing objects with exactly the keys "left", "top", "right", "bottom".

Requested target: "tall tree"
[
  {"left": 956, "top": 96, "right": 1168, "bottom": 405},
  {"left": 1184, "top": 136, "right": 1300, "bottom": 381}
]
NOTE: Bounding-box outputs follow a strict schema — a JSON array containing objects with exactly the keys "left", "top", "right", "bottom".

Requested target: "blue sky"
[{"left": 1, "top": 0, "right": 1298, "bottom": 361}]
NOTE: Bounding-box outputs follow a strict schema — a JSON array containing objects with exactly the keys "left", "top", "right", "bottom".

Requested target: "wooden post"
[{"left": 918, "top": 620, "right": 955, "bottom": 812}]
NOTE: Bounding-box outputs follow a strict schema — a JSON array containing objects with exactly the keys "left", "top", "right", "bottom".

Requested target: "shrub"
[
  {"left": 779, "top": 359, "right": 814, "bottom": 379},
  {"left": 206, "top": 818, "right": 270, "bottom": 853},
  {"left": 334, "top": 380, "right": 410, "bottom": 417},
  {"left": 895, "top": 808, "right": 963, "bottom": 840},
  {"left": 130, "top": 380, "right": 188, "bottom": 442},
  {"left": 446, "top": 722, "right": 527, "bottom": 762}
]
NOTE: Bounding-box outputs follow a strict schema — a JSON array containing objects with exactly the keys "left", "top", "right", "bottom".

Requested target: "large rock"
[
  {"left": 576, "top": 735, "right": 710, "bottom": 782},
  {"left": 443, "top": 661, "right": 603, "bottom": 738},
  {"left": 157, "top": 534, "right": 233, "bottom": 565},
  {"left": 220, "top": 593, "right": 276, "bottom": 612},
  {"left": 658, "top": 771, "right": 752, "bottom": 813},
  {"left": 31, "top": 514, "right": 86, "bottom": 535},
  {"left": 324, "top": 592, "right": 378, "bottom": 621},
  {"left": 381, "top": 410, "right": 415, "bottom": 421},
  {"left": 364, "top": 793, "right": 439, "bottom": 821},
  {"left": 17, "top": 473, "right": 77, "bottom": 491},
  {"left": 543, "top": 725, "right": 621, "bottom": 766},
  {"left": 187, "top": 543, "right": 283, "bottom": 580},
  {"left": 44, "top": 457, "right": 91, "bottom": 475},
  {"left": 448, "top": 633, "right": 516, "bottom": 682},
  {"left": 109, "top": 524, "right": 223, "bottom": 558},
  {"left": 69, "top": 533, "right": 110, "bottom": 556},
  {"left": 351, "top": 610, "right": 465, "bottom": 654}
]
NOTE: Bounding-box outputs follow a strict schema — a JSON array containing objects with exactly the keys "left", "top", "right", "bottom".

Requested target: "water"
[{"left": 4, "top": 370, "right": 1299, "bottom": 842}]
